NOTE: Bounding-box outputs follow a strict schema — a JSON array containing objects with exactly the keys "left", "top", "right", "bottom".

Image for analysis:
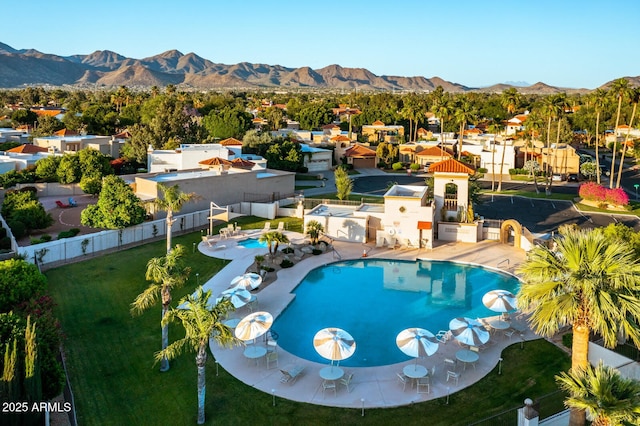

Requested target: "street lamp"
[{"left": 634, "top": 184, "right": 639, "bottom": 201}]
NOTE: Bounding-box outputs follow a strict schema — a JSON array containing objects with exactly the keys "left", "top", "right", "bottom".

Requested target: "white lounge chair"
[
  {"left": 276, "top": 222, "right": 285, "bottom": 232},
  {"left": 261, "top": 222, "right": 271, "bottom": 233},
  {"left": 201, "top": 235, "right": 217, "bottom": 247}
]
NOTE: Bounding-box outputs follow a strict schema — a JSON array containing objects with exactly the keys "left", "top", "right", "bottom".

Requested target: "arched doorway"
[{"left": 500, "top": 219, "right": 522, "bottom": 249}]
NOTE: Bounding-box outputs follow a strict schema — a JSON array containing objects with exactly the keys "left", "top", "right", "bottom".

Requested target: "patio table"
[
  {"left": 488, "top": 319, "right": 510, "bottom": 331},
  {"left": 319, "top": 366, "right": 344, "bottom": 381},
  {"left": 244, "top": 345, "right": 267, "bottom": 366},
  {"left": 455, "top": 349, "right": 479, "bottom": 370}
]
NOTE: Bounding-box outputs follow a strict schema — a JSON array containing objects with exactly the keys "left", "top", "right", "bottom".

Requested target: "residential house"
[
  {"left": 505, "top": 112, "right": 529, "bottom": 136},
  {"left": 361, "top": 121, "right": 404, "bottom": 144},
  {"left": 414, "top": 146, "right": 453, "bottom": 168},
  {"left": 0, "top": 144, "right": 54, "bottom": 172},
  {"left": 300, "top": 144, "right": 332, "bottom": 172},
  {"left": 146, "top": 142, "right": 266, "bottom": 173},
  {"left": 32, "top": 133, "right": 119, "bottom": 156},
  {"left": 479, "top": 138, "right": 517, "bottom": 175},
  {"left": 0, "top": 128, "right": 30, "bottom": 144},
  {"left": 341, "top": 144, "right": 377, "bottom": 169}
]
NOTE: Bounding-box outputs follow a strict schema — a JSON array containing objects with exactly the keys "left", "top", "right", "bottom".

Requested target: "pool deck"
[{"left": 201, "top": 231, "right": 537, "bottom": 409}]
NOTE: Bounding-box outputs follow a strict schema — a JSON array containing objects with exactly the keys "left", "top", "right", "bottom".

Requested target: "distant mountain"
[{"left": 0, "top": 42, "right": 632, "bottom": 93}]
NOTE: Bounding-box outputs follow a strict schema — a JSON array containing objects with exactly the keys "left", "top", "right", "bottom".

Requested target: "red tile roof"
[
  {"left": 415, "top": 146, "right": 452, "bottom": 157},
  {"left": 113, "top": 130, "right": 132, "bottom": 139},
  {"left": 427, "top": 158, "right": 475, "bottom": 174},
  {"left": 6, "top": 144, "right": 48, "bottom": 154},
  {"left": 345, "top": 144, "right": 376, "bottom": 157},
  {"left": 53, "top": 129, "right": 78, "bottom": 137},
  {"left": 199, "top": 157, "right": 232, "bottom": 166},
  {"left": 31, "top": 109, "right": 64, "bottom": 117},
  {"left": 330, "top": 135, "right": 351, "bottom": 142},
  {"left": 371, "top": 120, "right": 385, "bottom": 126},
  {"left": 230, "top": 158, "right": 255, "bottom": 169},
  {"left": 220, "top": 137, "right": 243, "bottom": 146}
]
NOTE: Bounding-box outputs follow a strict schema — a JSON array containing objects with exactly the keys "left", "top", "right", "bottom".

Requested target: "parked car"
[{"left": 568, "top": 173, "right": 579, "bottom": 182}]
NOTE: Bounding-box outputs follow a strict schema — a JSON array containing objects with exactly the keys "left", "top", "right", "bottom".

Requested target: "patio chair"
[
  {"left": 396, "top": 372, "right": 408, "bottom": 391},
  {"left": 68, "top": 197, "right": 77, "bottom": 207},
  {"left": 503, "top": 329, "right": 516, "bottom": 340},
  {"left": 322, "top": 380, "right": 336, "bottom": 398},
  {"left": 246, "top": 295, "right": 258, "bottom": 312},
  {"left": 446, "top": 370, "right": 460, "bottom": 385},
  {"left": 265, "top": 351, "right": 278, "bottom": 369},
  {"left": 55, "top": 200, "right": 70, "bottom": 208},
  {"left": 261, "top": 222, "right": 271, "bottom": 233},
  {"left": 436, "top": 330, "right": 451, "bottom": 343},
  {"left": 416, "top": 376, "right": 430, "bottom": 394},
  {"left": 201, "top": 235, "right": 217, "bottom": 247},
  {"left": 280, "top": 366, "right": 305, "bottom": 384},
  {"left": 444, "top": 358, "right": 457, "bottom": 372},
  {"left": 276, "top": 222, "right": 285, "bottom": 232},
  {"left": 339, "top": 373, "right": 354, "bottom": 393}
]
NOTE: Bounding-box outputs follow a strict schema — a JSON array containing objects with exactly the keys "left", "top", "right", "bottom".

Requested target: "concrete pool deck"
[{"left": 200, "top": 231, "right": 537, "bottom": 409}]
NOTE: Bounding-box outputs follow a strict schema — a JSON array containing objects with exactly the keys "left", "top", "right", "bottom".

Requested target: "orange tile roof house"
[
  {"left": 343, "top": 144, "right": 377, "bottom": 169},
  {"left": 362, "top": 121, "right": 405, "bottom": 144},
  {"left": 414, "top": 146, "right": 453, "bottom": 166}
]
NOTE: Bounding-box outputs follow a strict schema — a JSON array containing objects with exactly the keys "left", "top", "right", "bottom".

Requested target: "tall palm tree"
[
  {"left": 591, "top": 89, "right": 608, "bottom": 184},
  {"left": 157, "top": 287, "right": 240, "bottom": 425},
  {"left": 258, "top": 231, "right": 290, "bottom": 257},
  {"left": 556, "top": 362, "right": 640, "bottom": 426},
  {"left": 517, "top": 228, "right": 640, "bottom": 426},
  {"left": 608, "top": 78, "right": 630, "bottom": 188},
  {"left": 541, "top": 94, "right": 564, "bottom": 193},
  {"left": 131, "top": 244, "right": 191, "bottom": 372},
  {"left": 155, "top": 183, "right": 200, "bottom": 254},
  {"left": 454, "top": 98, "right": 476, "bottom": 160},
  {"left": 615, "top": 88, "right": 640, "bottom": 188},
  {"left": 432, "top": 93, "right": 452, "bottom": 161},
  {"left": 487, "top": 121, "right": 503, "bottom": 191}
]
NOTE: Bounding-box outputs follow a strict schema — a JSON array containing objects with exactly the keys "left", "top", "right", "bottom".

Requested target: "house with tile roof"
[
  {"left": 341, "top": 143, "right": 377, "bottom": 169},
  {"left": 147, "top": 143, "right": 266, "bottom": 173},
  {"left": 361, "top": 121, "right": 405, "bottom": 143},
  {"left": 414, "top": 145, "right": 453, "bottom": 167},
  {"left": 0, "top": 143, "right": 56, "bottom": 173},
  {"left": 31, "top": 133, "right": 121, "bottom": 156},
  {"left": 505, "top": 112, "right": 529, "bottom": 135}
]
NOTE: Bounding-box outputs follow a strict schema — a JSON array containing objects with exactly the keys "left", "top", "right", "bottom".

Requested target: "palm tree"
[
  {"left": 154, "top": 183, "right": 200, "bottom": 254},
  {"left": 556, "top": 362, "right": 640, "bottom": 426},
  {"left": 454, "top": 98, "right": 476, "bottom": 160},
  {"left": 615, "top": 88, "right": 640, "bottom": 188},
  {"left": 487, "top": 121, "right": 503, "bottom": 191},
  {"left": 517, "top": 228, "right": 640, "bottom": 426},
  {"left": 258, "top": 231, "right": 290, "bottom": 257},
  {"left": 432, "top": 92, "right": 452, "bottom": 161},
  {"left": 501, "top": 88, "right": 521, "bottom": 115},
  {"left": 608, "top": 78, "right": 630, "bottom": 188},
  {"left": 157, "top": 287, "right": 240, "bottom": 425},
  {"left": 131, "top": 244, "right": 192, "bottom": 372},
  {"left": 305, "top": 220, "right": 324, "bottom": 245},
  {"left": 591, "top": 88, "right": 608, "bottom": 184},
  {"left": 541, "top": 94, "right": 564, "bottom": 193}
]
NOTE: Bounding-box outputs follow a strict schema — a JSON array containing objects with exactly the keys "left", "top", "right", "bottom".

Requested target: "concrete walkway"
[{"left": 200, "top": 233, "right": 535, "bottom": 409}]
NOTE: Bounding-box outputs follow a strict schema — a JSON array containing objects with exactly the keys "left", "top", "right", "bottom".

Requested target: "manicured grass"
[
  {"left": 575, "top": 202, "right": 640, "bottom": 216},
  {"left": 306, "top": 193, "right": 384, "bottom": 204},
  {"left": 46, "top": 217, "right": 570, "bottom": 425}
]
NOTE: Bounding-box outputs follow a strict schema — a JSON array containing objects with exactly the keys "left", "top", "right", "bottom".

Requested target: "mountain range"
[{"left": 0, "top": 42, "right": 636, "bottom": 94}]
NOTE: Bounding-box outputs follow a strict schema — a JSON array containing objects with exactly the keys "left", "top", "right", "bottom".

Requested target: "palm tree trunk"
[
  {"left": 498, "top": 139, "right": 507, "bottom": 192},
  {"left": 595, "top": 112, "right": 601, "bottom": 184},
  {"left": 569, "top": 323, "right": 590, "bottom": 426},
  {"left": 196, "top": 347, "right": 207, "bottom": 424},
  {"left": 160, "top": 305, "right": 170, "bottom": 372},
  {"left": 615, "top": 102, "right": 637, "bottom": 188},
  {"left": 609, "top": 96, "right": 623, "bottom": 189},
  {"left": 166, "top": 211, "right": 174, "bottom": 254},
  {"left": 458, "top": 123, "right": 464, "bottom": 160},
  {"left": 545, "top": 116, "right": 553, "bottom": 193},
  {"left": 491, "top": 141, "right": 496, "bottom": 191}
]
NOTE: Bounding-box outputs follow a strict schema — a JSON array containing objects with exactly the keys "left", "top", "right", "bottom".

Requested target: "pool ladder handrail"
[
  {"left": 496, "top": 258, "right": 510, "bottom": 268},
  {"left": 325, "top": 236, "right": 342, "bottom": 260}
]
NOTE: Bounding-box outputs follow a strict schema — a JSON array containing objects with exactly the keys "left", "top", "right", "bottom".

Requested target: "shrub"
[
  {"left": 409, "top": 163, "right": 420, "bottom": 171},
  {"left": 477, "top": 167, "right": 488, "bottom": 174},
  {"left": 0, "top": 258, "right": 47, "bottom": 312},
  {"left": 312, "top": 249, "right": 322, "bottom": 255},
  {"left": 579, "top": 182, "right": 629, "bottom": 206},
  {"left": 58, "top": 228, "right": 81, "bottom": 239},
  {"left": 7, "top": 219, "right": 25, "bottom": 239},
  {"left": 392, "top": 162, "right": 404, "bottom": 171},
  {"left": 377, "top": 161, "right": 386, "bottom": 168},
  {"left": 281, "top": 247, "right": 294, "bottom": 254},
  {"left": 280, "top": 259, "right": 294, "bottom": 268}
]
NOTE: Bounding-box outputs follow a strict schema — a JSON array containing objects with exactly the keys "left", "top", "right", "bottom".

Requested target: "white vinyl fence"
[{"left": 20, "top": 210, "right": 211, "bottom": 268}]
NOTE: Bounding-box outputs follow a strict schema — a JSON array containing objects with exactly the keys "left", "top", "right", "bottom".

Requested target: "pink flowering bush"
[
  {"left": 605, "top": 187, "right": 629, "bottom": 206},
  {"left": 579, "top": 182, "right": 629, "bottom": 206}
]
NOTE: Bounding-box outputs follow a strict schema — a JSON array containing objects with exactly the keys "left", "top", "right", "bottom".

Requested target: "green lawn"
[
  {"left": 46, "top": 217, "right": 570, "bottom": 425},
  {"left": 481, "top": 190, "right": 577, "bottom": 201}
]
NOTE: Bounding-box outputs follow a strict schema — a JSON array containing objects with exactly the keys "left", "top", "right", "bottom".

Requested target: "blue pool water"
[
  {"left": 272, "top": 259, "right": 520, "bottom": 367},
  {"left": 237, "top": 238, "right": 268, "bottom": 249}
]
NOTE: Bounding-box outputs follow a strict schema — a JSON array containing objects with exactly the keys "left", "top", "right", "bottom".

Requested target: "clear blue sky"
[{"left": 3, "top": 0, "right": 639, "bottom": 89}]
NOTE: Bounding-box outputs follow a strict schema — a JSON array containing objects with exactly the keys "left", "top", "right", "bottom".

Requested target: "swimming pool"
[
  {"left": 237, "top": 238, "right": 268, "bottom": 249},
  {"left": 272, "top": 259, "right": 520, "bottom": 367}
]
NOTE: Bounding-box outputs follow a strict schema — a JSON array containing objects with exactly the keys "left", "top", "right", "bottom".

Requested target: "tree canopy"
[{"left": 80, "top": 175, "right": 146, "bottom": 229}]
